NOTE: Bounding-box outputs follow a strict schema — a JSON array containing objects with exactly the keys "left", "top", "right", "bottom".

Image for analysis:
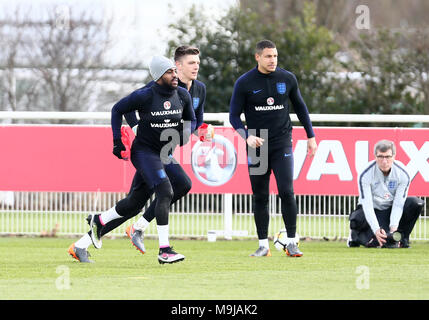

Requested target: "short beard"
[{"left": 160, "top": 77, "right": 177, "bottom": 90}]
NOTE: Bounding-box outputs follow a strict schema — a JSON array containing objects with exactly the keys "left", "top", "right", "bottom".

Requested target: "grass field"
[
  {"left": 1, "top": 236, "right": 429, "bottom": 301},
  {"left": 2, "top": 211, "right": 428, "bottom": 240}
]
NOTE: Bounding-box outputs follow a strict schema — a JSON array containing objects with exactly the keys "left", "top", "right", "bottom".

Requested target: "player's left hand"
[
  {"left": 307, "top": 137, "right": 317, "bottom": 157},
  {"left": 198, "top": 123, "right": 214, "bottom": 142},
  {"left": 204, "top": 124, "right": 214, "bottom": 141}
]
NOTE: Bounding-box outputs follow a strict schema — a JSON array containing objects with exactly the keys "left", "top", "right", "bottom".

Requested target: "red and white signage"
[{"left": 0, "top": 126, "right": 427, "bottom": 196}]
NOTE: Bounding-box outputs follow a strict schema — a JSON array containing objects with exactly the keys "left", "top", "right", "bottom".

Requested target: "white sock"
[
  {"left": 157, "top": 225, "right": 170, "bottom": 248},
  {"left": 259, "top": 239, "right": 269, "bottom": 248},
  {"left": 75, "top": 233, "right": 92, "bottom": 249},
  {"left": 134, "top": 216, "right": 150, "bottom": 231},
  {"left": 99, "top": 206, "right": 121, "bottom": 225}
]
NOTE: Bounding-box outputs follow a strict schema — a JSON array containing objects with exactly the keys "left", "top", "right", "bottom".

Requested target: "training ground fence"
[
  {"left": 1, "top": 112, "right": 429, "bottom": 241},
  {"left": 0, "top": 191, "right": 428, "bottom": 241}
]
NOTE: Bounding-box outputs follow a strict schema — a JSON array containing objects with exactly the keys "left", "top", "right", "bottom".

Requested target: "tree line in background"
[
  {"left": 0, "top": 5, "right": 146, "bottom": 123},
  {"left": 1, "top": 1, "right": 428, "bottom": 126},
  {"left": 167, "top": 1, "right": 429, "bottom": 126}
]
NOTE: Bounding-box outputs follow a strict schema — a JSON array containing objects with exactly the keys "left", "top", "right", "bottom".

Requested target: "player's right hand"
[
  {"left": 375, "top": 228, "right": 387, "bottom": 247},
  {"left": 113, "top": 138, "right": 126, "bottom": 159},
  {"left": 307, "top": 137, "right": 317, "bottom": 157},
  {"left": 246, "top": 135, "right": 264, "bottom": 148}
]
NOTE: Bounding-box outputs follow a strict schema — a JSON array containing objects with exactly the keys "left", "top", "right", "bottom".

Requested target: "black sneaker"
[
  {"left": 383, "top": 242, "right": 400, "bottom": 248},
  {"left": 158, "top": 246, "right": 185, "bottom": 264},
  {"left": 399, "top": 238, "right": 410, "bottom": 248},
  {"left": 365, "top": 237, "right": 379, "bottom": 248},
  {"left": 347, "top": 233, "right": 360, "bottom": 247},
  {"left": 88, "top": 214, "right": 103, "bottom": 249}
]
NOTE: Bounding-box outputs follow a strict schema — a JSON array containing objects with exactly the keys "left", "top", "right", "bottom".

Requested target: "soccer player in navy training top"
[
  {"left": 229, "top": 40, "right": 317, "bottom": 257},
  {"left": 109, "top": 55, "right": 196, "bottom": 264},
  {"left": 69, "top": 56, "right": 196, "bottom": 264},
  {"left": 68, "top": 47, "right": 208, "bottom": 263},
  {"left": 123, "top": 46, "right": 209, "bottom": 253}
]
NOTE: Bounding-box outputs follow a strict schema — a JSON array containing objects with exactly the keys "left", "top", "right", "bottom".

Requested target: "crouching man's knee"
[
  {"left": 349, "top": 205, "right": 369, "bottom": 231},
  {"left": 348, "top": 206, "right": 374, "bottom": 247},
  {"left": 403, "top": 197, "right": 424, "bottom": 214}
]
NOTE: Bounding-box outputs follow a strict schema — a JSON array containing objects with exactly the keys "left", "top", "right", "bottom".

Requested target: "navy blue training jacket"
[
  {"left": 111, "top": 83, "right": 196, "bottom": 152},
  {"left": 125, "top": 79, "right": 205, "bottom": 131},
  {"left": 229, "top": 66, "right": 314, "bottom": 146}
]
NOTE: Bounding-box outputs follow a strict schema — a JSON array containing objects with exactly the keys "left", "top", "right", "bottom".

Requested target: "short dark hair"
[
  {"left": 174, "top": 45, "right": 200, "bottom": 61},
  {"left": 255, "top": 40, "right": 276, "bottom": 54},
  {"left": 374, "top": 140, "right": 396, "bottom": 156}
]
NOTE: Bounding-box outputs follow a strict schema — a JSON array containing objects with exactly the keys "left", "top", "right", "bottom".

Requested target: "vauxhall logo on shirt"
[
  {"left": 150, "top": 100, "right": 181, "bottom": 117},
  {"left": 149, "top": 100, "right": 181, "bottom": 128},
  {"left": 150, "top": 120, "right": 180, "bottom": 128},
  {"left": 254, "top": 97, "right": 285, "bottom": 111},
  {"left": 150, "top": 109, "right": 181, "bottom": 117}
]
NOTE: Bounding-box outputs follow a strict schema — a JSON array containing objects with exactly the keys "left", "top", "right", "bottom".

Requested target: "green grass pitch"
[{"left": 1, "top": 237, "right": 429, "bottom": 300}]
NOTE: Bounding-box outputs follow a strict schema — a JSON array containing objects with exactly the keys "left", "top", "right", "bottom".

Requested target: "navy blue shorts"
[{"left": 131, "top": 144, "right": 171, "bottom": 189}]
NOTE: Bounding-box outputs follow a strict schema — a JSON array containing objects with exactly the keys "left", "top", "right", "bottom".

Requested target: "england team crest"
[
  {"left": 388, "top": 180, "right": 397, "bottom": 190},
  {"left": 193, "top": 97, "right": 200, "bottom": 110},
  {"left": 276, "top": 82, "right": 286, "bottom": 94}
]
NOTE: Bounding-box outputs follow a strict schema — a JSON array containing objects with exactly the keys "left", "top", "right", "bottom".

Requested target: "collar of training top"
[{"left": 153, "top": 82, "right": 176, "bottom": 96}]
